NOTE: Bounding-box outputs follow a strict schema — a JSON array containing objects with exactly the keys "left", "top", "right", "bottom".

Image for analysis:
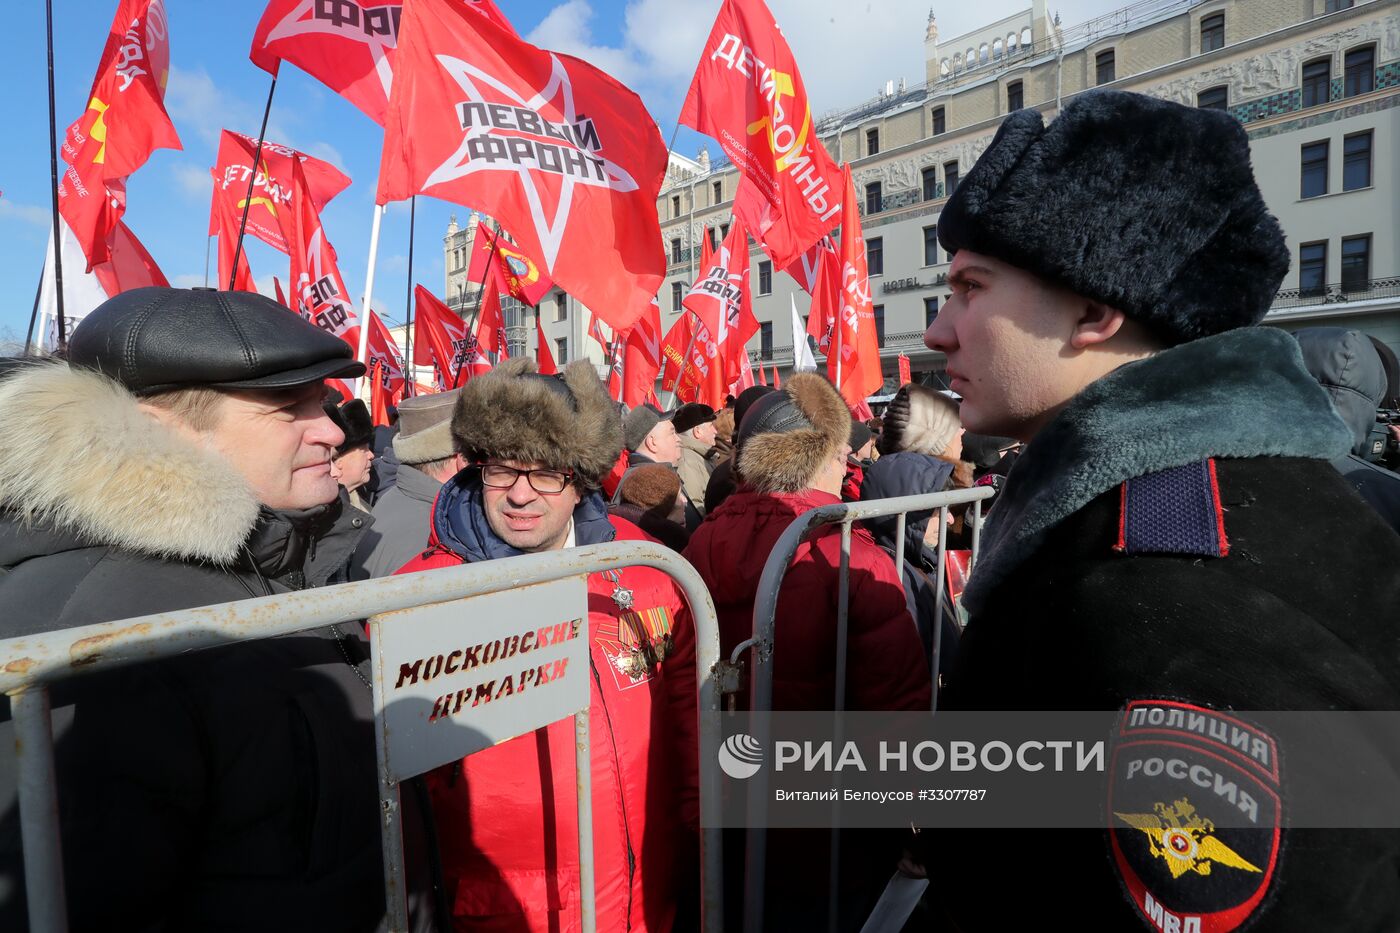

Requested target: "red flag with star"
[
  {"left": 250, "top": 0, "right": 518, "bottom": 126},
  {"left": 376, "top": 0, "right": 668, "bottom": 332},
  {"left": 465, "top": 227, "right": 555, "bottom": 307},
  {"left": 365, "top": 310, "right": 407, "bottom": 402},
  {"left": 208, "top": 130, "right": 351, "bottom": 255},
  {"left": 679, "top": 0, "right": 842, "bottom": 268},
  {"left": 784, "top": 235, "right": 837, "bottom": 294},
  {"left": 831, "top": 165, "right": 883, "bottom": 409},
  {"left": 59, "top": 0, "right": 181, "bottom": 269},
  {"left": 413, "top": 285, "right": 471, "bottom": 391},
  {"left": 682, "top": 218, "right": 757, "bottom": 408}
]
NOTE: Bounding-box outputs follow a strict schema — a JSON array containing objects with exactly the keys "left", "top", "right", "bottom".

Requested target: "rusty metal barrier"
[
  {"left": 0, "top": 540, "right": 724, "bottom": 933},
  {"left": 720, "top": 487, "right": 995, "bottom": 933}
]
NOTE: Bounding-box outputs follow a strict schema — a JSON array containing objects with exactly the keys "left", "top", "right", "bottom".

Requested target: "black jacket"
[
  {"left": 0, "top": 363, "right": 387, "bottom": 932},
  {"left": 930, "top": 329, "right": 1400, "bottom": 932}
]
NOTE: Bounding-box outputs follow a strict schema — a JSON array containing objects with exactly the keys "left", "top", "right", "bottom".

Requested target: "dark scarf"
[{"left": 963, "top": 327, "right": 1352, "bottom": 615}]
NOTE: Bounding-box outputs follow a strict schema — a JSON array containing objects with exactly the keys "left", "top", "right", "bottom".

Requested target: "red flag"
[
  {"left": 831, "top": 166, "right": 883, "bottom": 410},
  {"left": 536, "top": 312, "right": 558, "bottom": 374},
  {"left": 273, "top": 276, "right": 291, "bottom": 309},
  {"left": 659, "top": 312, "right": 697, "bottom": 397},
  {"left": 376, "top": 0, "right": 668, "bottom": 332},
  {"left": 619, "top": 300, "right": 662, "bottom": 408},
  {"left": 806, "top": 239, "right": 841, "bottom": 353},
  {"left": 682, "top": 219, "right": 757, "bottom": 408},
  {"left": 784, "top": 235, "right": 836, "bottom": 294},
  {"left": 897, "top": 353, "right": 912, "bottom": 387},
  {"left": 251, "top": 0, "right": 516, "bottom": 125},
  {"left": 208, "top": 130, "right": 351, "bottom": 255},
  {"left": 91, "top": 220, "right": 169, "bottom": 297},
  {"left": 59, "top": 0, "right": 181, "bottom": 269},
  {"left": 772, "top": 366, "right": 781, "bottom": 390},
  {"left": 587, "top": 313, "right": 609, "bottom": 352},
  {"left": 475, "top": 274, "right": 510, "bottom": 365},
  {"left": 212, "top": 188, "right": 257, "bottom": 293},
  {"left": 287, "top": 162, "right": 361, "bottom": 344},
  {"left": 413, "top": 285, "right": 471, "bottom": 390},
  {"left": 465, "top": 228, "right": 555, "bottom": 307},
  {"left": 699, "top": 225, "right": 715, "bottom": 273},
  {"left": 368, "top": 359, "right": 392, "bottom": 427},
  {"left": 679, "top": 0, "right": 841, "bottom": 269},
  {"left": 365, "top": 310, "right": 407, "bottom": 401}
]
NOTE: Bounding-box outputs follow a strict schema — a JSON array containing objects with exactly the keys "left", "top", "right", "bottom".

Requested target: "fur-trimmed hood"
[
  {"left": 451, "top": 358, "right": 623, "bottom": 487},
  {"left": 736, "top": 372, "right": 851, "bottom": 494},
  {"left": 0, "top": 363, "right": 260, "bottom": 564}
]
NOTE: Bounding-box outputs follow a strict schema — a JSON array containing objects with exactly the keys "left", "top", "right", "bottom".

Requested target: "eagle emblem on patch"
[{"left": 1108, "top": 701, "right": 1281, "bottom": 933}]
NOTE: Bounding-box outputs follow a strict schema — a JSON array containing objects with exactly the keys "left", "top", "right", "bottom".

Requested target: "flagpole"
[
  {"left": 45, "top": 0, "right": 67, "bottom": 352},
  {"left": 355, "top": 202, "right": 386, "bottom": 396},
  {"left": 230, "top": 75, "right": 278, "bottom": 290},
  {"left": 402, "top": 195, "right": 416, "bottom": 397},
  {"left": 203, "top": 236, "right": 212, "bottom": 287}
]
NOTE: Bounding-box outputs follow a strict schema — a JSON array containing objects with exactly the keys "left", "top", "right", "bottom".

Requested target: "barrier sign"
[{"left": 371, "top": 575, "right": 590, "bottom": 781}]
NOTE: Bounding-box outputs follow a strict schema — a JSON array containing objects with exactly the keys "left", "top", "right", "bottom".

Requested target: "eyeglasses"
[{"left": 478, "top": 463, "right": 574, "bottom": 495}]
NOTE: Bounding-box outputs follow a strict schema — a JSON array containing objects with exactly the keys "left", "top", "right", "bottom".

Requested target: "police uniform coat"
[
  {"left": 0, "top": 364, "right": 386, "bottom": 932},
  {"left": 929, "top": 328, "right": 1400, "bottom": 932}
]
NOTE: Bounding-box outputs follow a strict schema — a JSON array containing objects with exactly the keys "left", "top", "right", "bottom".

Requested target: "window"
[
  {"left": 873, "top": 305, "right": 886, "bottom": 346},
  {"left": 924, "top": 297, "right": 939, "bottom": 328},
  {"left": 931, "top": 106, "right": 946, "bottom": 135},
  {"left": 1006, "top": 80, "right": 1023, "bottom": 112},
  {"left": 1096, "top": 49, "right": 1115, "bottom": 85},
  {"left": 867, "top": 237, "right": 884, "bottom": 276},
  {"left": 944, "top": 160, "right": 960, "bottom": 195},
  {"left": 720, "top": 222, "right": 730, "bottom": 240},
  {"left": 865, "top": 181, "right": 883, "bottom": 214},
  {"left": 1345, "top": 45, "right": 1375, "bottom": 97},
  {"left": 555, "top": 293, "right": 567, "bottom": 322},
  {"left": 923, "top": 225, "right": 939, "bottom": 266},
  {"left": 671, "top": 281, "right": 684, "bottom": 312},
  {"left": 555, "top": 337, "right": 568, "bottom": 365},
  {"left": 1201, "top": 13, "right": 1224, "bottom": 53},
  {"left": 671, "top": 194, "right": 680, "bottom": 217},
  {"left": 1299, "top": 242, "right": 1327, "bottom": 296},
  {"left": 707, "top": 226, "right": 717, "bottom": 251},
  {"left": 712, "top": 180, "right": 723, "bottom": 204},
  {"left": 1302, "top": 58, "right": 1330, "bottom": 108},
  {"left": 670, "top": 238, "right": 683, "bottom": 263},
  {"left": 1325, "top": 0, "right": 1355, "bottom": 11},
  {"left": 866, "top": 128, "right": 880, "bottom": 155},
  {"left": 922, "top": 166, "right": 938, "bottom": 201},
  {"left": 757, "top": 260, "right": 772, "bottom": 295},
  {"left": 1341, "top": 234, "right": 1371, "bottom": 291},
  {"left": 1300, "top": 141, "right": 1329, "bottom": 198},
  {"left": 1197, "top": 85, "right": 1228, "bottom": 110},
  {"left": 760, "top": 322, "right": 774, "bottom": 359},
  {"left": 1344, "top": 132, "right": 1372, "bottom": 191}
]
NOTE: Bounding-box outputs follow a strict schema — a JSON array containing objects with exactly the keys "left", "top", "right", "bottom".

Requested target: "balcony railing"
[{"left": 1271, "top": 277, "right": 1400, "bottom": 311}]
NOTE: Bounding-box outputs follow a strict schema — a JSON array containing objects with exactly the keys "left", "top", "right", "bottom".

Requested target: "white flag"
[{"left": 791, "top": 295, "right": 817, "bottom": 373}]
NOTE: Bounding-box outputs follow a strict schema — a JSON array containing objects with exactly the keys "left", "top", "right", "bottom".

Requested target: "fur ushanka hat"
[
  {"left": 451, "top": 358, "right": 623, "bottom": 488},
  {"left": 879, "top": 384, "right": 961, "bottom": 457},
  {"left": 937, "top": 90, "right": 1289, "bottom": 345},
  {"left": 735, "top": 372, "right": 851, "bottom": 494}
]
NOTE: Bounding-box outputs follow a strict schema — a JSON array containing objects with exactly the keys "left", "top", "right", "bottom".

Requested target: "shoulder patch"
[
  {"left": 1109, "top": 700, "right": 1281, "bottom": 933},
  {"left": 1114, "top": 459, "right": 1229, "bottom": 558}
]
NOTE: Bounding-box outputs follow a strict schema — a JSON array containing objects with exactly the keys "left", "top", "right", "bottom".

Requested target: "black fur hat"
[
  {"left": 325, "top": 399, "right": 373, "bottom": 453},
  {"left": 938, "top": 90, "right": 1288, "bottom": 345}
]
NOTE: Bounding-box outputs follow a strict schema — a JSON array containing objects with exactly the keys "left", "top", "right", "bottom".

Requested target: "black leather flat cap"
[{"left": 69, "top": 287, "right": 366, "bottom": 394}]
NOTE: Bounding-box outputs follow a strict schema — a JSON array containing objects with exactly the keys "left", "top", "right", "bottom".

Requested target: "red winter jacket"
[
  {"left": 683, "top": 487, "right": 930, "bottom": 712},
  {"left": 396, "top": 488, "right": 698, "bottom": 933}
]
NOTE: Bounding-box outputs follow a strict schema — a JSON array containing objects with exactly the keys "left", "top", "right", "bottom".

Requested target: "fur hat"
[
  {"left": 880, "top": 384, "right": 960, "bottom": 457},
  {"left": 393, "top": 389, "right": 461, "bottom": 465},
  {"left": 736, "top": 373, "right": 850, "bottom": 494},
  {"left": 451, "top": 358, "right": 622, "bottom": 488},
  {"left": 937, "top": 90, "right": 1288, "bottom": 345},
  {"left": 672, "top": 402, "right": 717, "bottom": 436},
  {"left": 617, "top": 463, "right": 682, "bottom": 514},
  {"left": 325, "top": 399, "right": 373, "bottom": 454}
]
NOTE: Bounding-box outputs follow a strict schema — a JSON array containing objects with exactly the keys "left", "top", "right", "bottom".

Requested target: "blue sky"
[{"left": 0, "top": 0, "right": 1123, "bottom": 343}]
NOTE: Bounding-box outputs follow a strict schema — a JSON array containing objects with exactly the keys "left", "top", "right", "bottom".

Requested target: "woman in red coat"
[{"left": 397, "top": 359, "right": 698, "bottom": 933}]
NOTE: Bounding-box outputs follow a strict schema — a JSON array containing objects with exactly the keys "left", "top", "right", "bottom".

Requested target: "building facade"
[{"left": 437, "top": 0, "right": 1399, "bottom": 399}]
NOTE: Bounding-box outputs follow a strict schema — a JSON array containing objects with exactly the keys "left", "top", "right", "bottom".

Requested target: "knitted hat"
[
  {"left": 393, "top": 389, "right": 461, "bottom": 465},
  {"left": 451, "top": 358, "right": 622, "bottom": 488},
  {"left": 623, "top": 403, "right": 674, "bottom": 452},
  {"left": 879, "top": 384, "right": 960, "bottom": 457},
  {"left": 848, "top": 419, "right": 873, "bottom": 454},
  {"left": 736, "top": 373, "right": 851, "bottom": 493},
  {"left": 938, "top": 90, "right": 1288, "bottom": 345},
  {"left": 617, "top": 463, "right": 682, "bottom": 514}
]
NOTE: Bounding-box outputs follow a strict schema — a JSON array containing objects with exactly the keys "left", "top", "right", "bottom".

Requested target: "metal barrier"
[
  {"left": 0, "top": 540, "right": 724, "bottom": 933},
  {"left": 723, "top": 487, "right": 995, "bottom": 933}
]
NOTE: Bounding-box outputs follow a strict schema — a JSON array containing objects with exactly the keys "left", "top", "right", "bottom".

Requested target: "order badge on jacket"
[
  {"left": 1107, "top": 700, "right": 1282, "bottom": 933},
  {"left": 370, "top": 576, "right": 591, "bottom": 783}
]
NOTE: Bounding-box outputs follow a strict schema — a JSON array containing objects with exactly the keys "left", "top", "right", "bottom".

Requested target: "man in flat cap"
[
  {"left": 920, "top": 90, "right": 1400, "bottom": 929},
  {"left": 0, "top": 288, "right": 403, "bottom": 930},
  {"left": 396, "top": 359, "right": 698, "bottom": 932},
  {"left": 352, "top": 388, "right": 466, "bottom": 579}
]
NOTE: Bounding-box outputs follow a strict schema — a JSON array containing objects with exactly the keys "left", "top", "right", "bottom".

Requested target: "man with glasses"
[{"left": 396, "top": 358, "right": 699, "bottom": 932}]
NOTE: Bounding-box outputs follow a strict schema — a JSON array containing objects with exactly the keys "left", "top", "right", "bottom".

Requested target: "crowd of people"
[{"left": 2, "top": 89, "right": 1400, "bottom": 932}]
